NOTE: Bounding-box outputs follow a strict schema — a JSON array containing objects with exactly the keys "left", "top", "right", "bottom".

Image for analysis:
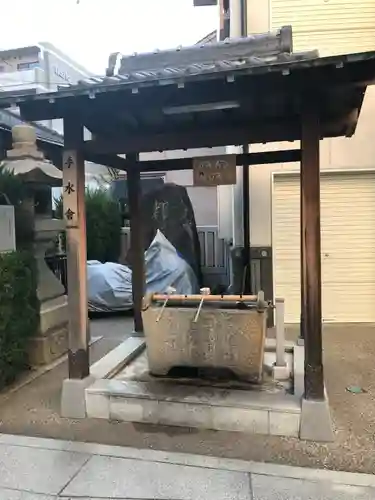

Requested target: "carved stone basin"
[{"left": 142, "top": 293, "right": 268, "bottom": 382}]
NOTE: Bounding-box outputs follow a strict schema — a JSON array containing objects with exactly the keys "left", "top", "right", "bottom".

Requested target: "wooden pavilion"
[{"left": 1, "top": 27, "right": 375, "bottom": 439}]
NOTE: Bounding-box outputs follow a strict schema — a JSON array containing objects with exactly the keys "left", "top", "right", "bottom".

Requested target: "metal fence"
[
  {"left": 45, "top": 253, "right": 68, "bottom": 293},
  {"left": 196, "top": 225, "right": 230, "bottom": 288}
]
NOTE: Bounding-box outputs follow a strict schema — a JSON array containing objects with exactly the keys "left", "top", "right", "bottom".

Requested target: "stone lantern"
[{"left": 2, "top": 124, "right": 68, "bottom": 365}]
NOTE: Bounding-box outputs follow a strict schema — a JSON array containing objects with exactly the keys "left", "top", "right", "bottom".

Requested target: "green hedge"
[
  {"left": 85, "top": 188, "right": 122, "bottom": 263},
  {"left": 0, "top": 165, "right": 34, "bottom": 249},
  {"left": 55, "top": 187, "right": 122, "bottom": 263},
  {"left": 0, "top": 251, "right": 39, "bottom": 389}
]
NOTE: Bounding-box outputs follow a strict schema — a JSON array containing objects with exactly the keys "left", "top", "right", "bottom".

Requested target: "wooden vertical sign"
[{"left": 62, "top": 150, "right": 79, "bottom": 228}]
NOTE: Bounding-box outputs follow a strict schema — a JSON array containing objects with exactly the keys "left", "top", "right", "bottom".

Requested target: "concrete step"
[{"left": 85, "top": 378, "right": 301, "bottom": 437}]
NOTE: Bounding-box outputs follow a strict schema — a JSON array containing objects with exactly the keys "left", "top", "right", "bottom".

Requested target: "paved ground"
[
  {"left": 1, "top": 433, "right": 375, "bottom": 499},
  {"left": 0, "top": 318, "right": 374, "bottom": 475}
]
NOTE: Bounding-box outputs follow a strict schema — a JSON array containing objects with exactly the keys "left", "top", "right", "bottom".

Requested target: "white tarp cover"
[{"left": 87, "top": 230, "right": 198, "bottom": 312}]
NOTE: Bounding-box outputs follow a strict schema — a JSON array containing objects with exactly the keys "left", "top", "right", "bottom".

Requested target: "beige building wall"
[{"left": 246, "top": 0, "right": 375, "bottom": 247}]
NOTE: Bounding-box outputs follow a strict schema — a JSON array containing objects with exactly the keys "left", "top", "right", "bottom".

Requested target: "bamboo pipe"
[{"left": 152, "top": 294, "right": 259, "bottom": 302}]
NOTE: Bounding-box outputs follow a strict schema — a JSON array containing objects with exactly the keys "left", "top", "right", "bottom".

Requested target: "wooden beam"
[
  {"left": 301, "top": 102, "right": 324, "bottom": 401},
  {"left": 34, "top": 141, "right": 301, "bottom": 173},
  {"left": 127, "top": 154, "right": 144, "bottom": 334},
  {"left": 131, "top": 149, "right": 301, "bottom": 172},
  {"left": 63, "top": 114, "right": 90, "bottom": 380},
  {"left": 84, "top": 121, "right": 300, "bottom": 155},
  {"left": 85, "top": 152, "right": 128, "bottom": 171},
  {"left": 23, "top": 136, "right": 128, "bottom": 173}
]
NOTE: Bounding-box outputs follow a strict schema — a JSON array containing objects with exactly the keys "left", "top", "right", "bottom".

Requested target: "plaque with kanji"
[
  {"left": 193, "top": 155, "right": 237, "bottom": 186},
  {"left": 62, "top": 150, "right": 79, "bottom": 228}
]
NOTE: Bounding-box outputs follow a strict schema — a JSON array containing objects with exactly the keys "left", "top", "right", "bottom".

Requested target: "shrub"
[
  {"left": 55, "top": 187, "right": 122, "bottom": 263},
  {"left": 0, "top": 165, "right": 34, "bottom": 249},
  {"left": 85, "top": 188, "right": 122, "bottom": 262},
  {"left": 0, "top": 251, "right": 39, "bottom": 389}
]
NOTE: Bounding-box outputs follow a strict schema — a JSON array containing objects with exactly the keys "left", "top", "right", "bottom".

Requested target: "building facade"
[
  {"left": 0, "top": 42, "right": 94, "bottom": 132},
  {"left": 195, "top": 0, "right": 375, "bottom": 323},
  {"left": 0, "top": 42, "right": 93, "bottom": 90},
  {"left": 0, "top": 43, "right": 110, "bottom": 189}
]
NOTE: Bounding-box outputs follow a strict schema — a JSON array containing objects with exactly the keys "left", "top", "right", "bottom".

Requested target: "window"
[{"left": 17, "top": 61, "right": 39, "bottom": 71}]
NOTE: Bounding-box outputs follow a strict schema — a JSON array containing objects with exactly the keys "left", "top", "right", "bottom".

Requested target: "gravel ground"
[{"left": 0, "top": 318, "right": 374, "bottom": 474}]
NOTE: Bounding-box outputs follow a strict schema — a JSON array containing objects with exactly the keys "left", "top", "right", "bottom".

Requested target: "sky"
[{"left": 1, "top": 0, "right": 217, "bottom": 74}]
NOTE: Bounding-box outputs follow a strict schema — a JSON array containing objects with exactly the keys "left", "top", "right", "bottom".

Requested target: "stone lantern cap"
[{"left": 2, "top": 124, "right": 62, "bottom": 187}]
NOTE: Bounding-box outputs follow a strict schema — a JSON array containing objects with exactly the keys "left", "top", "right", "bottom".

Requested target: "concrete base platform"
[
  {"left": 60, "top": 337, "right": 145, "bottom": 419},
  {"left": 300, "top": 396, "right": 334, "bottom": 442},
  {"left": 84, "top": 339, "right": 300, "bottom": 437},
  {"left": 86, "top": 378, "right": 302, "bottom": 437},
  {"left": 61, "top": 376, "right": 95, "bottom": 419},
  {"left": 60, "top": 334, "right": 333, "bottom": 442},
  {"left": 90, "top": 337, "right": 145, "bottom": 379}
]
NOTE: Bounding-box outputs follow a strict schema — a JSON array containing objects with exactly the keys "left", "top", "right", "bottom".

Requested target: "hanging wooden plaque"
[{"left": 193, "top": 155, "right": 237, "bottom": 186}]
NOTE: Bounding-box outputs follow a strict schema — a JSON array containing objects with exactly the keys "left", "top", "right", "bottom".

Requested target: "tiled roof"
[
  {"left": 55, "top": 26, "right": 316, "bottom": 91},
  {"left": 79, "top": 49, "right": 318, "bottom": 87},
  {"left": 99, "top": 26, "right": 297, "bottom": 83}
]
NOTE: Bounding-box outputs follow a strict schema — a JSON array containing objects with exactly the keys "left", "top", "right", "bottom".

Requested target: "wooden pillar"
[
  {"left": 127, "top": 155, "right": 144, "bottom": 334},
  {"left": 300, "top": 153, "right": 306, "bottom": 341},
  {"left": 301, "top": 104, "right": 324, "bottom": 400},
  {"left": 242, "top": 144, "right": 252, "bottom": 293},
  {"left": 63, "top": 115, "right": 90, "bottom": 379},
  {"left": 0, "top": 132, "right": 5, "bottom": 161}
]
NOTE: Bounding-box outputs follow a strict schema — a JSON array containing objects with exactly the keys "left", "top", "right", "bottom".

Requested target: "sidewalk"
[{"left": 0, "top": 434, "right": 374, "bottom": 499}]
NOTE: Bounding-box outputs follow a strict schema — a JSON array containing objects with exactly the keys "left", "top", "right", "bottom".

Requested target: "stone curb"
[{"left": 0, "top": 433, "right": 374, "bottom": 489}]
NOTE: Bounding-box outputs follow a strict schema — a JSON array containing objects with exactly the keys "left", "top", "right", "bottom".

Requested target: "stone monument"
[{"left": 2, "top": 124, "right": 68, "bottom": 365}]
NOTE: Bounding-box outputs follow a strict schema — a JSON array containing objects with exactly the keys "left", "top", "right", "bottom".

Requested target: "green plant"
[
  {"left": 0, "top": 164, "right": 34, "bottom": 249},
  {"left": 0, "top": 251, "right": 39, "bottom": 389},
  {"left": 54, "top": 187, "right": 122, "bottom": 263}
]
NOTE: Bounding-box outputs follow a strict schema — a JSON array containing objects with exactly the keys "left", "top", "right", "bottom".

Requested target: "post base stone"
[
  {"left": 61, "top": 376, "right": 94, "bottom": 419},
  {"left": 272, "top": 364, "right": 290, "bottom": 381},
  {"left": 300, "top": 396, "right": 334, "bottom": 442}
]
